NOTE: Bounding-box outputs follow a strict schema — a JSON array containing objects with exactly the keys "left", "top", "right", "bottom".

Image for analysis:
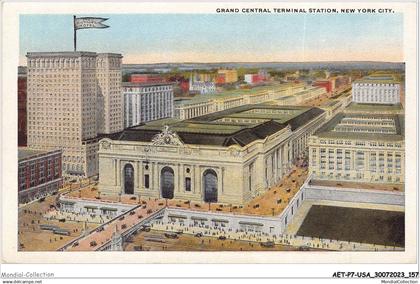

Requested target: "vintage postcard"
[{"left": 1, "top": 0, "right": 418, "bottom": 271}]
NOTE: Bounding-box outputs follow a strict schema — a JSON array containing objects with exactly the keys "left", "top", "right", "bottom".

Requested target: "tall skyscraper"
[
  {"left": 96, "top": 53, "right": 123, "bottom": 134},
  {"left": 26, "top": 51, "right": 123, "bottom": 178}
]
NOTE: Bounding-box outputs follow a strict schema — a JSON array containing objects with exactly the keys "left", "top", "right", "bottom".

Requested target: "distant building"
[
  {"left": 197, "top": 73, "right": 213, "bottom": 82},
  {"left": 244, "top": 74, "right": 263, "bottom": 85},
  {"left": 309, "top": 112, "right": 404, "bottom": 184},
  {"left": 313, "top": 80, "right": 333, "bottom": 93},
  {"left": 123, "top": 82, "right": 174, "bottom": 128},
  {"left": 216, "top": 69, "right": 238, "bottom": 84},
  {"left": 267, "top": 87, "right": 326, "bottom": 106},
  {"left": 352, "top": 74, "right": 400, "bottom": 104},
  {"left": 189, "top": 81, "right": 216, "bottom": 95},
  {"left": 258, "top": 69, "right": 270, "bottom": 81},
  {"left": 18, "top": 66, "right": 27, "bottom": 146},
  {"left": 18, "top": 148, "right": 62, "bottom": 203},
  {"left": 174, "top": 83, "right": 305, "bottom": 120},
  {"left": 333, "top": 75, "right": 351, "bottom": 89},
  {"left": 189, "top": 73, "right": 216, "bottom": 95},
  {"left": 129, "top": 74, "right": 164, "bottom": 84}
]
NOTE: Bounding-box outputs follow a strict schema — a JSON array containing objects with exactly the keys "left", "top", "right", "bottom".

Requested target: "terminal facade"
[{"left": 98, "top": 105, "right": 326, "bottom": 205}]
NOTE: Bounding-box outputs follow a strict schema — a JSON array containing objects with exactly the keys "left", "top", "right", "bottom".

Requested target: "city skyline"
[{"left": 20, "top": 13, "right": 403, "bottom": 65}]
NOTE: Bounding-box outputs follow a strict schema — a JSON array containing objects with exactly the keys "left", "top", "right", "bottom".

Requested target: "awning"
[
  {"left": 211, "top": 218, "right": 229, "bottom": 223},
  {"left": 167, "top": 214, "right": 187, "bottom": 219},
  {"left": 238, "top": 221, "right": 264, "bottom": 226},
  {"left": 100, "top": 207, "right": 118, "bottom": 211},
  {"left": 191, "top": 216, "right": 208, "bottom": 221},
  {"left": 84, "top": 205, "right": 98, "bottom": 209},
  {"left": 60, "top": 200, "right": 75, "bottom": 205}
]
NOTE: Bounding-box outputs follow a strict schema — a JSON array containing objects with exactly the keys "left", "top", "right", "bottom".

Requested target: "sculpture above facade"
[{"left": 151, "top": 125, "right": 184, "bottom": 146}]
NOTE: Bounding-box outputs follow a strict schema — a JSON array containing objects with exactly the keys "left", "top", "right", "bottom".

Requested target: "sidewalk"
[
  {"left": 44, "top": 210, "right": 112, "bottom": 224},
  {"left": 150, "top": 221, "right": 403, "bottom": 252}
]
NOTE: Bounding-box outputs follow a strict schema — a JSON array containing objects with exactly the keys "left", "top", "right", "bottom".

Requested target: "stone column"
[
  {"left": 176, "top": 163, "right": 181, "bottom": 193},
  {"left": 274, "top": 149, "right": 278, "bottom": 182},
  {"left": 151, "top": 162, "right": 155, "bottom": 191},
  {"left": 113, "top": 159, "right": 117, "bottom": 186},
  {"left": 134, "top": 161, "right": 139, "bottom": 189},
  {"left": 116, "top": 159, "right": 121, "bottom": 186},
  {"left": 138, "top": 161, "right": 143, "bottom": 189},
  {"left": 218, "top": 167, "right": 223, "bottom": 197},
  {"left": 194, "top": 166, "right": 200, "bottom": 196},
  {"left": 279, "top": 147, "right": 283, "bottom": 179},
  {"left": 221, "top": 167, "right": 224, "bottom": 193}
]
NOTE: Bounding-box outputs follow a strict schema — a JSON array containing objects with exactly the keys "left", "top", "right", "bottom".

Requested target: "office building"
[
  {"left": 123, "top": 82, "right": 174, "bottom": 128},
  {"left": 96, "top": 53, "right": 124, "bottom": 134},
  {"left": 308, "top": 112, "right": 404, "bottom": 184},
  {"left": 352, "top": 74, "right": 400, "bottom": 104},
  {"left": 26, "top": 51, "right": 123, "bottom": 178}
]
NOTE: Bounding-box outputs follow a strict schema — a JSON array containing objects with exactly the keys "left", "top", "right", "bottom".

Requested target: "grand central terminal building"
[{"left": 97, "top": 105, "right": 326, "bottom": 205}]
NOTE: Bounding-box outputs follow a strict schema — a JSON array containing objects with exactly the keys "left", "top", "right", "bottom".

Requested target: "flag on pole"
[
  {"left": 74, "top": 17, "right": 109, "bottom": 30},
  {"left": 73, "top": 16, "right": 110, "bottom": 51}
]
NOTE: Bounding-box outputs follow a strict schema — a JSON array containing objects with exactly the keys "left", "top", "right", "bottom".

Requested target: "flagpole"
[{"left": 73, "top": 15, "right": 77, "bottom": 52}]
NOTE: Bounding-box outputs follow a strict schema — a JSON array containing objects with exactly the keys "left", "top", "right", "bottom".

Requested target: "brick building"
[
  {"left": 313, "top": 80, "right": 333, "bottom": 93},
  {"left": 18, "top": 66, "right": 27, "bottom": 146},
  {"left": 18, "top": 148, "right": 63, "bottom": 203},
  {"left": 129, "top": 74, "right": 164, "bottom": 84}
]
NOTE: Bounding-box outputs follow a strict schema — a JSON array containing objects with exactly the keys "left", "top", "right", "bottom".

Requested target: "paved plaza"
[{"left": 18, "top": 195, "right": 98, "bottom": 251}]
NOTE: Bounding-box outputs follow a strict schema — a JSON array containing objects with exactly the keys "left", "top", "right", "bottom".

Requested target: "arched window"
[
  {"left": 203, "top": 169, "right": 218, "bottom": 203},
  {"left": 124, "top": 164, "right": 134, "bottom": 194},
  {"left": 161, "top": 167, "right": 174, "bottom": 199}
]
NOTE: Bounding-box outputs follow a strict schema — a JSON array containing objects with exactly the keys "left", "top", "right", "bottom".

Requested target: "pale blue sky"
[{"left": 20, "top": 13, "right": 403, "bottom": 64}]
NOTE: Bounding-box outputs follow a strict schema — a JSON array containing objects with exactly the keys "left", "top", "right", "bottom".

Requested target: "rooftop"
[
  {"left": 18, "top": 147, "right": 59, "bottom": 161},
  {"left": 294, "top": 87, "right": 322, "bottom": 96},
  {"left": 321, "top": 100, "right": 341, "bottom": 108},
  {"left": 175, "top": 83, "right": 303, "bottom": 107},
  {"left": 345, "top": 102, "right": 404, "bottom": 114},
  {"left": 309, "top": 179, "right": 404, "bottom": 192},
  {"left": 353, "top": 74, "right": 399, "bottom": 84},
  {"left": 122, "top": 82, "right": 174, "bottom": 88},
  {"left": 105, "top": 105, "right": 324, "bottom": 147},
  {"left": 26, "top": 51, "right": 98, "bottom": 57},
  {"left": 313, "top": 112, "right": 404, "bottom": 141}
]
